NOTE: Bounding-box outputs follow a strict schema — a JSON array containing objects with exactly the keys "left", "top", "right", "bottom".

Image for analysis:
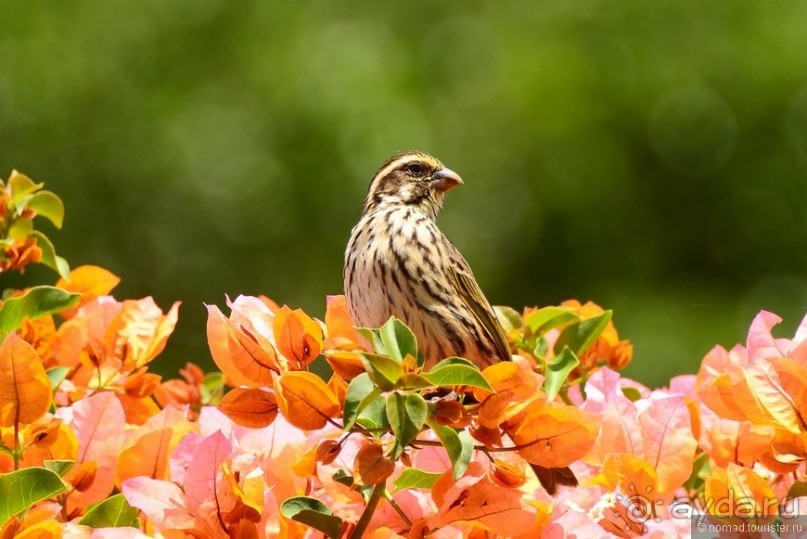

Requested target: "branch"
[{"left": 349, "top": 482, "right": 386, "bottom": 539}]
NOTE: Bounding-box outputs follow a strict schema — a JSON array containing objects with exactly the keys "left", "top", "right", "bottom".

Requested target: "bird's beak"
[{"left": 432, "top": 167, "right": 464, "bottom": 192}]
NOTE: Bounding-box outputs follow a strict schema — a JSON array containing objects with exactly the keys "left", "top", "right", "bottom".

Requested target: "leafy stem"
[
  {"left": 384, "top": 490, "right": 413, "bottom": 527},
  {"left": 349, "top": 481, "right": 386, "bottom": 539},
  {"left": 411, "top": 437, "right": 534, "bottom": 453}
]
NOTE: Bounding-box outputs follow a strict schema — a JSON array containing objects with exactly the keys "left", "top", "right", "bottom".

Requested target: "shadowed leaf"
[
  {"left": 430, "top": 421, "right": 474, "bottom": 480},
  {"left": 280, "top": 496, "right": 343, "bottom": 539},
  {"left": 343, "top": 373, "right": 377, "bottom": 430},
  {"left": 379, "top": 317, "right": 417, "bottom": 362},
  {"left": 386, "top": 392, "right": 427, "bottom": 457},
  {"left": 360, "top": 352, "right": 403, "bottom": 391}
]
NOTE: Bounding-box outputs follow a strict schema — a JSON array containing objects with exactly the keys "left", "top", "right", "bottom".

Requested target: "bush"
[{"left": 2, "top": 171, "right": 806, "bottom": 538}]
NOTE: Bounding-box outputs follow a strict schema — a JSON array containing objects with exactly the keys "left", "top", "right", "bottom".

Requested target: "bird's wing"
[{"left": 444, "top": 241, "right": 512, "bottom": 363}]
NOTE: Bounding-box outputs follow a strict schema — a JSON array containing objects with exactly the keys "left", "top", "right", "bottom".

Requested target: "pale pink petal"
[
  {"left": 412, "top": 445, "right": 452, "bottom": 473},
  {"left": 587, "top": 393, "right": 642, "bottom": 464},
  {"left": 582, "top": 368, "right": 624, "bottom": 410},
  {"left": 370, "top": 489, "right": 434, "bottom": 532},
  {"left": 747, "top": 311, "right": 787, "bottom": 362},
  {"left": 62, "top": 523, "right": 91, "bottom": 539},
  {"left": 698, "top": 345, "right": 732, "bottom": 378},
  {"left": 542, "top": 510, "right": 609, "bottom": 539},
  {"left": 184, "top": 430, "right": 232, "bottom": 513},
  {"left": 90, "top": 529, "right": 152, "bottom": 539},
  {"left": 58, "top": 392, "right": 127, "bottom": 507},
  {"left": 668, "top": 375, "right": 697, "bottom": 397},
  {"left": 169, "top": 432, "right": 204, "bottom": 484},
  {"left": 434, "top": 462, "right": 487, "bottom": 512},
  {"left": 794, "top": 313, "right": 807, "bottom": 344},
  {"left": 638, "top": 395, "right": 698, "bottom": 494},
  {"left": 227, "top": 294, "right": 277, "bottom": 347},
  {"left": 745, "top": 358, "right": 802, "bottom": 432},
  {"left": 122, "top": 476, "right": 196, "bottom": 530}
]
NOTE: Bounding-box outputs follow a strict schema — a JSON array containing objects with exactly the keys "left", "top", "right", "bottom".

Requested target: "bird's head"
[{"left": 362, "top": 151, "right": 463, "bottom": 216}]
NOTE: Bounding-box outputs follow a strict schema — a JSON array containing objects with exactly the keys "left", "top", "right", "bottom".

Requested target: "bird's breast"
[{"left": 344, "top": 208, "right": 445, "bottom": 328}]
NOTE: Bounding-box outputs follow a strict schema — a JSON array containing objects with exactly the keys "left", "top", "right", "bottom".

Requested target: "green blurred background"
[{"left": 2, "top": 1, "right": 806, "bottom": 387}]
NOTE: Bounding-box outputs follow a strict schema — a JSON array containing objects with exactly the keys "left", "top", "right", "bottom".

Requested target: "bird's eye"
[{"left": 404, "top": 163, "right": 424, "bottom": 175}]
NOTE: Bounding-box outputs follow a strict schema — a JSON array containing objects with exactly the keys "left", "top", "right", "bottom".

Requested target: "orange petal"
[
  {"left": 0, "top": 333, "right": 52, "bottom": 427},
  {"left": 491, "top": 458, "right": 527, "bottom": 488},
  {"left": 324, "top": 295, "right": 361, "bottom": 347},
  {"left": 513, "top": 405, "right": 599, "bottom": 468},
  {"left": 56, "top": 265, "right": 121, "bottom": 319},
  {"left": 206, "top": 304, "right": 278, "bottom": 387},
  {"left": 324, "top": 350, "right": 366, "bottom": 380},
  {"left": 274, "top": 371, "right": 340, "bottom": 430},
  {"left": 219, "top": 387, "right": 278, "bottom": 428},
  {"left": 104, "top": 297, "right": 180, "bottom": 369},
  {"left": 273, "top": 306, "right": 324, "bottom": 369},
  {"left": 354, "top": 442, "right": 394, "bottom": 485}
]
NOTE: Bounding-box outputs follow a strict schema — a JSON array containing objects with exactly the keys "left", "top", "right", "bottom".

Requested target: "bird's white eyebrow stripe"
[{"left": 374, "top": 154, "right": 426, "bottom": 182}]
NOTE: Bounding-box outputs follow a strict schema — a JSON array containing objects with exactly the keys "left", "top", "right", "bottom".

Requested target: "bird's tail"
[{"left": 529, "top": 463, "right": 578, "bottom": 496}]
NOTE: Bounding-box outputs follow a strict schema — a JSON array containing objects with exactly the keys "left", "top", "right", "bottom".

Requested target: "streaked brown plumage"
[
  {"left": 343, "top": 151, "right": 578, "bottom": 495},
  {"left": 343, "top": 151, "right": 510, "bottom": 369}
]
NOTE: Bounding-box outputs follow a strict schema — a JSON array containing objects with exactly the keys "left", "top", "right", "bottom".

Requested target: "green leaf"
[
  {"left": 343, "top": 373, "right": 379, "bottom": 430},
  {"left": 27, "top": 231, "right": 71, "bottom": 279},
  {"left": 787, "top": 480, "right": 807, "bottom": 500},
  {"left": 621, "top": 387, "right": 642, "bottom": 402},
  {"left": 79, "top": 493, "right": 139, "bottom": 528},
  {"left": 683, "top": 452, "right": 710, "bottom": 493},
  {"left": 0, "top": 467, "right": 69, "bottom": 525},
  {"left": 0, "top": 285, "right": 81, "bottom": 336},
  {"left": 525, "top": 306, "right": 580, "bottom": 334},
  {"left": 360, "top": 352, "right": 403, "bottom": 391},
  {"left": 543, "top": 346, "right": 579, "bottom": 401},
  {"left": 553, "top": 311, "right": 613, "bottom": 356},
  {"left": 430, "top": 357, "right": 477, "bottom": 370},
  {"left": 43, "top": 460, "right": 74, "bottom": 477},
  {"left": 201, "top": 372, "right": 225, "bottom": 405},
  {"left": 331, "top": 470, "right": 354, "bottom": 488},
  {"left": 280, "top": 496, "right": 343, "bottom": 539},
  {"left": 46, "top": 367, "right": 70, "bottom": 392},
  {"left": 493, "top": 305, "right": 523, "bottom": 332},
  {"left": 386, "top": 392, "right": 427, "bottom": 458},
  {"left": 379, "top": 317, "right": 417, "bottom": 362},
  {"left": 393, "top": 468, "right": 442, "bottom": 492},
  {"left": 8, "top": 172, "right": 43, "bottom": 205},
  {"left": 25, "top": 190, "right": 65, "bottom": 229},
  {"left": 356, "top": 327, "right": 386, "bottom": 355},
  {"left": 54, "top": 255, "right": 70, "bottom": 280},
  {"left": 397, "top": 372, "right": 433, "bottom": 390},
  {"left": 7, "top": 218, "right": 33, "bottom": 239},
  {"left": 429, "top": 422, "right": 473, "bottom": 480},
  {"left": 356, "top": 393, "right": 389, "bottom": 431},
  {"left": 423, "top": 364, "right": 493, "bottom": 391},
  {"left": 533, "top": 336, "right": 548, "bottom": 359}
]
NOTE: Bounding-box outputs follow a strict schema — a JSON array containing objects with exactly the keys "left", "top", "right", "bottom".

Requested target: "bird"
[
  {"left": 343, "top": 151, "right": 577, "bottom": 495},
  {"left": 343, "top": 150, "right": 510, "bottom": 370}
]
